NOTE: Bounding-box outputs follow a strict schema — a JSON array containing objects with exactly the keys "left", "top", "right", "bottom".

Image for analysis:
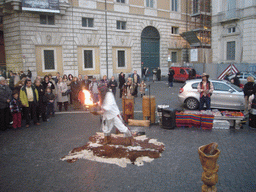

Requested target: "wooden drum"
[
  {"left": 122, "top": 96, "right": 134, "bottom": 123},
  {"left": 142, "top": 96, "right": 156, "bottom": 123}
]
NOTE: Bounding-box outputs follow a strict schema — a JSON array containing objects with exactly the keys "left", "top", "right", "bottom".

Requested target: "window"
[
  {"left": 192, "top": 83, "right": 199, "bottom": 89},
  {"left": 193, "top": 0, "right": 199, "bottom": 14},
  {"left": 212, "top": 82, "right": 230, "bottom": 92},
  {"left": 84, "top": 50, "right": 93, "bottom": 69},
  {"left": 40, "top": 15, "right": 55, "bottom": 25},
  {"left": 117, "top": 0, "right": 125, "bottom": 3},
  {"left": 117, "top": 21, "right": 126, "bottom": 30},
  {"left": 172, "top": 0, "right": 178, "bottom": 11},
  {"left": 228, "top": 27, "right": 236, "bottom": 33},
  {"left": 43, "top": 50, "right": 55, "bottom": 70},
  {"left": 117, "top": 50, "right": 125, "bottom": 67},
  {"left": 172, "top": 27, "right": 179, "bottom": 34},
  {"left": 227, "top": 41, "right": 235, "bottom": 60},
  {"left": 146, "top": 0, "right": 154, "bottom": 8},
  {"left": 171, "top": 52, "right": 177, "bottom": 63},
  {"left": 82, "top": 18, "right": 94, "bottom": 28}
]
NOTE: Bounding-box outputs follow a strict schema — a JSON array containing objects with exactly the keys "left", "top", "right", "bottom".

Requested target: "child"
[
  {"left": 45, "top": 87, "right": 55, "bottom": 120},
  {"left": 139, "top": 80, "right": 146, "bottom": 98},
  {"left": 10, "top": 91, "right": 22, "bottom": 128}
]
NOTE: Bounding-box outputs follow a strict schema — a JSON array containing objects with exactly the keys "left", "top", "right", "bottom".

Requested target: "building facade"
[
  {"left": 1, "top": 0, "right": 198, "bottom": 79},
  {"left": 212, "top": 0, "right": 256, "bottom": 64}
]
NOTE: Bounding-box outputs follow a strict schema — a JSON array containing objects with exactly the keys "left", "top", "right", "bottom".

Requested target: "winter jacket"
[
  {"left": 243, "top": 82, "right": 255, "bottom": 97},
  {"left": 10, "top": 98, "right": 22, "bottom": 113},
  {"left": 108, "top": 79, "right": 118, "bottom": 91},
  {"left": 57, "top": 82, "right": 68, "bottom": 103},
  {"left": 20, "top": 85, "right": 39, "bottom": 107},
  {"left": 0, "top": 84, "right": 12, "bottom": 109},
  {"left": 45, "top": 92, "right": 55, "bottom": 103}
]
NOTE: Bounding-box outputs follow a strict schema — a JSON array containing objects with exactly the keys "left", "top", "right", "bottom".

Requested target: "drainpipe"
[{"left": 105, "top": 0, "right": 109, "bottom": 78}]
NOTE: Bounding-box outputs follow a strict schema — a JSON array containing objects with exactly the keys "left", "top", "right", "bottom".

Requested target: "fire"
[{"left": 82, "top": 89, "right": 94, "bottom": 106}]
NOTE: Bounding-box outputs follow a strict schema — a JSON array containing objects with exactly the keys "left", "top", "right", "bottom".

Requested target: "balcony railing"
[{"left": 217, "top": 9, "right": 242, "bottom": 23}]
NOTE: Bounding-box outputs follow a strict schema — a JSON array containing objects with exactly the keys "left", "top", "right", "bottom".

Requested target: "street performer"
[
  {"left": 197, "top": 73, "right": 213, "bottom": 110},
  {"left": 97, "top": 83, "right": 134, "bottom": 146}
]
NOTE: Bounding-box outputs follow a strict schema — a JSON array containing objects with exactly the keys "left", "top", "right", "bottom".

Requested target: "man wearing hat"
[
  {"left": 197, "top": 73, "right": 213, "bottom": 110},
  {"left": 97, "top": 83, "right": 134, "bottom": 146},
  {"left": 0, "top": 77, "right": 12, "bottom": 131}
]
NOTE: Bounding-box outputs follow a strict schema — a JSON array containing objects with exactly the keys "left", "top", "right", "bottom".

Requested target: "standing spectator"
[
  {"left": 197, "top": 73, "right": 213, "bottom": 111},
  {"left": 78, "top": 74, "right": 83, "bottom": 83},
  {"left": 192, "top": 68, "right": 197, "bottom": 79},
  {"left": 139, "top": 80, "right": 146, "bottom": 98},
  {"left": 168, "top": 67, "right": 175, "bottom": 88},
  {"left": 27, "top": 69, "right": 32, "bottom": 79},
  {"left": 224, "top": 72, "right": 230, "bottom": 81},
  {"left": 71, "top": 76, "right": 81, "bottom": 109},
  {"left": 118, "top": 72, "right": 125, "bottom": 98},
  {"left": 108, "top": 76, "right": 118, "bottom": 97},
  {"left": 131, "top": 70, "right": 140, "bottom": 97},
  {"left": 67, "top": 74, "right": 73, "bottom": 104},
  {"left": 42, "top": 75, "right": 55, "bottom": 91},
  {"left": 34, "top": 79, "right": 47, "bottom": 122},
  {"left": 10, "top": 90, "right": 22, "bottom": 129},
  {"left": 142, "top": 67, "right": 146, "bottom": 80},
  {"left": 48, "top": 73, "right": 57, "bottom": 111},
  {"left": 48, "top": 74, "right": 57, "bottom": 94},
  {"left": 152, "top": 68, "right": 157, "bottom": 82},
  {"left": 36, "top": 76, "right": 42, "bottom": 83},
  {"left": 14, "top": 72, "right": 20, "bottom": 86},
  {"left": 56, "top": 77, "right": 69, "bottom": 111},
  {"left": 124, "top": 77, "right": 134, "bottom": 97},
  {"left": 188, "top": 69, "right": 193, "bottom": 80},
  {"left": 101, "top": 75, "right": 109, "bottom": 86},
  {"left": 68, "top": 74, "right": 73, "bottom": 82},
  {"left": 20, "top": 78, "right": 40, "bottom": 128},
  {"left": 157, "top": 67, "right": 161, "bottom": 81},
  {"left": 243, "top": 76, "right": 255, "bottom": 116},
  {"left": 9, "top": 71, "right": 15, "bottom": 90},
  {"left": 145, "top": 67, "right": 149, "bottom": 82},
  {"left": 231, "top": 72, "right": 241, "bottom": 87},
  {"left": 45, "top": 87, "right": 55, "bottom": 120},
  {"left": 0, "top": 77, "right": 12, "bottom": 131},
  {"left": 89, "top": 77, "right": 99, "bottom": 103},
  {"left": 14, "top": 76, "right": 26, "bottom": 93},
  {"left": 20, "top": 71, "right": 26, "bottom": 79},
  {"left": 82, "top": 75, "right": 91, "bottom": 90},
  {"left": 54, "top": 72, "right": 60, "bottom": 84}
]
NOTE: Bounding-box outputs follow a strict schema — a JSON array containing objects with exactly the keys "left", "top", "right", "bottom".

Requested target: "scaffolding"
[{"left": 181, "top": 0, "right": 211, "bottom": 48}]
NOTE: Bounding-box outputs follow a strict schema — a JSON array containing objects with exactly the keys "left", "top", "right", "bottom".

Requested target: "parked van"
[{"left": 171, "top": 67, "right": 201, "bottom": 82}]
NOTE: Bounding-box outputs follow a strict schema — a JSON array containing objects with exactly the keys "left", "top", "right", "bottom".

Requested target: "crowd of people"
[{"left": 0, "top": 69, "right": 151, "bottom": 131}]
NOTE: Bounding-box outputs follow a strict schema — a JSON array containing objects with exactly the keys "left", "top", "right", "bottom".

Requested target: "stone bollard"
[{"left": 198, "top": 143, "right": 221, "bottom": 192}]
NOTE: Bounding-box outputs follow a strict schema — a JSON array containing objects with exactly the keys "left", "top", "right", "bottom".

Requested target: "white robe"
[{"left": 102, "top": 92, "right": 131, "bottom": 137}]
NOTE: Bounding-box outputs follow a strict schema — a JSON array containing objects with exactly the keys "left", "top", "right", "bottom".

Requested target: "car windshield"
[{"left": 226, "top": 81, "right": 243, "bottom": 92}]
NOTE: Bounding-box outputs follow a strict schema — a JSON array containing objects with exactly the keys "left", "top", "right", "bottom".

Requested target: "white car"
[
  {"left": 178, "top": 79, "right": 245, "bottom": 110},
  {"left": 228, "top": 72, "right": 256, "bottom": 85}
]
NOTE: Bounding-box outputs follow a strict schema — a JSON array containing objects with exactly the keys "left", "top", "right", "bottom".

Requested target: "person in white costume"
[{"left": 97, "top": 84, "right": 134, "bottom": 145}]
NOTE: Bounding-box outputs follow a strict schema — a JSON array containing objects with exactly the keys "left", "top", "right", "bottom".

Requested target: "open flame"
[{"left": 82, "top": 89, "right": 94, "bottom": 106}]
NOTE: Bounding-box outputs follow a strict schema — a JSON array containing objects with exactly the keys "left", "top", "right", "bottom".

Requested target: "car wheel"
[{"left": 185, "top": 97, "right": 199, "bottom": 110}]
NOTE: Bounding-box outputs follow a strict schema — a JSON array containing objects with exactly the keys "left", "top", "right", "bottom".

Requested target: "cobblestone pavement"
[{"left": 1, "top": 80, "right": 256, "bottom": 192}]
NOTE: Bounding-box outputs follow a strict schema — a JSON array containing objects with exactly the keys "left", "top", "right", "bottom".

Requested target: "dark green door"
[{"left": 141, "top": 26, "right": 160, "bottom": 76}]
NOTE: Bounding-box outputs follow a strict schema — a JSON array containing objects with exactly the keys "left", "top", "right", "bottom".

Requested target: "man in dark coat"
[
  {"left": 168, "top": 68, "right": 175, "bottom": 87},
  {"left": 118, "top": 72, "right": 125, "bottom": 98},
  {"left": 157, "top": 67, "right": 161, "bottom": 81},
  {"left": 0, "top": 77, "right": 12, "bottom": 131},
  {"left": 232, "top": 72, "right": 241, "bottom": 87}
]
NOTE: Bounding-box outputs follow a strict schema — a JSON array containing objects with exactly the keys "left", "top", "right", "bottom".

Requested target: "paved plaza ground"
[{"left": 1, "top": 80, "right": 256, "bottom": 192}]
